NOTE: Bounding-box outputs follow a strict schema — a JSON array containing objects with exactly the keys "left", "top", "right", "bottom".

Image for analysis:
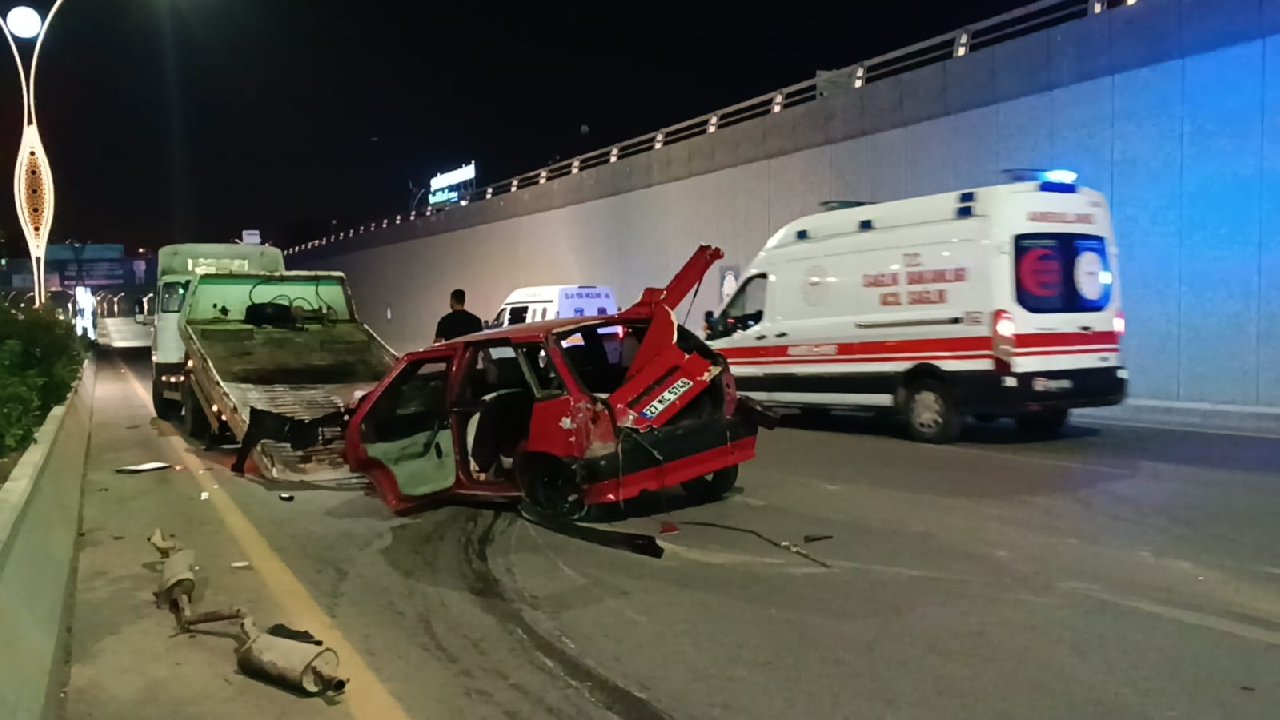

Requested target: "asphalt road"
[{"left": 65, "top": 349, "right": 1280, "bottom": 720}]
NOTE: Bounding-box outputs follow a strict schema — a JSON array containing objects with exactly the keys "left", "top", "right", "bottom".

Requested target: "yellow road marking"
[{"left": 116, "top": 359, "right": 412, "bottom": 720}]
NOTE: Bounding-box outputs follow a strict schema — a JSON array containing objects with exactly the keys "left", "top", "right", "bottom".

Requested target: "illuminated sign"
[
  {"left": 429, "top": 188, "right": 459, "bottom": 205},
  {"left": 427, "top": 162, "right": 476, "bottom": 209},
  {"left": 429, "top": 162, "right": 476, "bottom": 191}
]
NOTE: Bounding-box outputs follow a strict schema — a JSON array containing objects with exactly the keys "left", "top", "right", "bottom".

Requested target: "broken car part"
[{"left": 237, "top": 617, "right": 348, "bottom": 695}]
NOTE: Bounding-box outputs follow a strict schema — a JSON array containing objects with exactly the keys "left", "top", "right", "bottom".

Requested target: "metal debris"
[
  {"left": 116, "top": 462, "right": 171, "bottom": 474},
  {"left": 144, "top": 529, "right": 348, "bottom": 697}
]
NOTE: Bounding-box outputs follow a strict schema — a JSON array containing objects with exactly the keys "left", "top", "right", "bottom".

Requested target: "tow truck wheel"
[
  {"left": 904, "top": 380, "right": 962, "bottom": 444},
  {"left": 1016, "top": 409, "right": 1069, "bottom": 437},
  {"left": 152, "top": 378, "right": 180, "bottom": 421},
  {"left": 181, "top": 383, "right": 211, "bottom": 440},
  {"left": 682, "top": 465, "right": 739, "bottom": 504}
]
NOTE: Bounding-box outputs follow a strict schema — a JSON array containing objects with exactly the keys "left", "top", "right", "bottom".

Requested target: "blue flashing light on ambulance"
[{"left": 707, "top": 170, "right": 1126, "bottom": 443}]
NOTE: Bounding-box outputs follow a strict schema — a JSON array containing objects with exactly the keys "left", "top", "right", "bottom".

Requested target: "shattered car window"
[{"left": 557, "top": 324, "right": 637, "bottom": 395}]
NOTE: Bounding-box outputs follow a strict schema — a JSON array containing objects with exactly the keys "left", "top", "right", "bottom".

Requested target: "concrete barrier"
[{"left": 0, "top": 359, "right": 94, "bottom": 720}]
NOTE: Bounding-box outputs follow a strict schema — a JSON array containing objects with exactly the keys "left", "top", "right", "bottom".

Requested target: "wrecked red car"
[{"left": 344, "top": 245, "right": 777, "bottom": 518}]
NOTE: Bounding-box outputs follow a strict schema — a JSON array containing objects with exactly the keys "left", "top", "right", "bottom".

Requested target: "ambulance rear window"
[{"left": 1014, "top": 234, "right": 1114, "bottom": 313}]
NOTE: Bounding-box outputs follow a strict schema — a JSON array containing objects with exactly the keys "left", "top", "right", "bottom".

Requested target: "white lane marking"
[
  {"left": 931, "top": 443, "right": 1129, "bottom": 474},
  {"left": 1064, "top": 584, "right": 1280, "bottom": 647}
]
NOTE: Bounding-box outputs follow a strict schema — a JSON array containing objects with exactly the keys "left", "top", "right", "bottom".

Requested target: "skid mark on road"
[
  {"left": 932, "top": 443, "right": 1130, "bottom": 474},
  {"left": 116, "top": 359, "right": 412, "bottom": 720}
]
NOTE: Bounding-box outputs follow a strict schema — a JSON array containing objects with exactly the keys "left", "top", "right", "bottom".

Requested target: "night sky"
[{"left": 0, "top": 0, "right": 1036, "bottom": 254}]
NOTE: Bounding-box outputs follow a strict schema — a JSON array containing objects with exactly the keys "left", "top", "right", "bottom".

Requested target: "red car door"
[{"left": 346, "top": 347, "right": 461, "bottom": 513}]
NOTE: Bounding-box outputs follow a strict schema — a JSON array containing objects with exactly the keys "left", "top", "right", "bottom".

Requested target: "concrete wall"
[
  {"left": 300, "top": 0, "right": 1280, "bottom": 410},
  {"left": 0, "top": 361, "right": 93, "bottom": 720}
]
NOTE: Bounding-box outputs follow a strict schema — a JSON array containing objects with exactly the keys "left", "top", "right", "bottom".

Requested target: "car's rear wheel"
[
  {"left": 904, "top": 380, "right": 963, "bottom": 444},
  {"left": 1016, "top": 409, "right": 1069, "bottom": 437},
  {"left": 682, "top": 465, "right": 739, "bottom": 504}
]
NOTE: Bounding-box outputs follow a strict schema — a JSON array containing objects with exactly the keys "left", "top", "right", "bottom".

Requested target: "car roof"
[{"left": 439, "top": 316, "right": 622, "bottom": 347}]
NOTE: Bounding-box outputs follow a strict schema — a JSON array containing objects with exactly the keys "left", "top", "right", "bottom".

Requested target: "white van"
[
  {"left": 708, "top": 171, "right": 1126, "bottom": 443},
  {"left": 491, "top": 285, "right": 619, "bottom": 327}
]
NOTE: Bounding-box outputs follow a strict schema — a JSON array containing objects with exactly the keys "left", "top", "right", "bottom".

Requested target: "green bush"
[{"left": 0, "top": 306, "right": 84, "bottom": 455}]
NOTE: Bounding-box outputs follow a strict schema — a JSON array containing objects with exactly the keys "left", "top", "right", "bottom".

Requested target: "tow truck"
[{"left": 157, "top": 249, "right": 397, "bottom": 481}]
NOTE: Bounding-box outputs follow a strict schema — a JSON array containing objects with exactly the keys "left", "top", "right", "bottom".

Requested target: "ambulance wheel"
[
  {"left": 682, "top": 465, "right": 739, "bottom": 504},
  {"left": 152, "top": 378, "right": 180, "bottom": 421},
  {"left": 1016, "top": 409, "right": 1069, "bottom": 437},
  {"left": 181, "top": 383, "right": 211, "bottom": 440},
  {"left": 905, "top": 380, "right": 962, "bottom": 444}
]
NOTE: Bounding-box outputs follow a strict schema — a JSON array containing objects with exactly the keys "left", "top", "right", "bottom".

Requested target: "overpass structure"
[{"left": 291, "top": 0, "right": 1280, "bottom": 419}]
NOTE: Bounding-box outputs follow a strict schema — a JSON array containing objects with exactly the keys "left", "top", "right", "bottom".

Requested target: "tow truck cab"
[{"left": 149, "top": 244, "right": 285, "bottom": 418}]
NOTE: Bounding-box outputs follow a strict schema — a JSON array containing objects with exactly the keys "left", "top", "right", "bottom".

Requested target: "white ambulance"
[
  {"left": 491, "top": 285, "right": 619, "bottom": 327},
  {"left": 708, "top": 170, "right": 1126, "bottom": 443}
]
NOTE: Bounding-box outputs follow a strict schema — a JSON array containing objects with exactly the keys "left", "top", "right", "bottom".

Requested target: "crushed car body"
[{"left": 343, "top": 245, "right": 778, "bottom": 518}]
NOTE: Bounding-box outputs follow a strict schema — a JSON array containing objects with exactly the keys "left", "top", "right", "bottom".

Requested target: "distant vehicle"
[
  {"left": 708, "top": 171, "right": 1126, "bottom": 443},
  {"left": 490, "top": 284, "right": 619, "bottom": 328},
  {"left": 346, "top": 246, "right": 777, "bottom": 519},
  {"left": 149, "top": 243, "right": 286, "bottom": 418}
]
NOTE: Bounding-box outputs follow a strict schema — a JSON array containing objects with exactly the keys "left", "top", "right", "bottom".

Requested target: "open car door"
[{"left": 346, "top": 348, "right": 460, "bottom": 513}]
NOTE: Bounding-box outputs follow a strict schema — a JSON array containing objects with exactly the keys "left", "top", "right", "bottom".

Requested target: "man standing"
[{"left": 434, "top": 288, "right": 483, "bottom": 343}]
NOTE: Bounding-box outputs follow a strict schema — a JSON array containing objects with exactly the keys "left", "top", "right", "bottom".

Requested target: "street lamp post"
[{"left": 1, "top": 2, "right": 67, "bottom": 307}]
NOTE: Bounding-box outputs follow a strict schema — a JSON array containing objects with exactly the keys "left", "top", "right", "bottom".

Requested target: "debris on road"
[
  {"left": 683, "top": 521, "right": 832, "bottom": 569},
  {"left": 148, "top": 529, "right": 197, "bottom": 627},
  {"left": 115, "top": 461, "right": 171, "bottom": 474},
  {"left": 803, "top": 534, "right": 834, "bottom": 545},
  {"left": 143, "top": 530, "right": 349, "bottom": 697},
  {"left": 199, "top": 491, "right": 210, "bottom": 501},
  {"left": 239, "top": 617, "right": 348, "bottom": 695},
  {"left": 278, "top": 493, "right": 294, "bottom": 502}
]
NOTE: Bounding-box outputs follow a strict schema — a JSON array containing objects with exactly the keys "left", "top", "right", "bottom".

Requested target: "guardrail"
[{"left": 288, "top": 0, "right": 1132, "bottom": 256}]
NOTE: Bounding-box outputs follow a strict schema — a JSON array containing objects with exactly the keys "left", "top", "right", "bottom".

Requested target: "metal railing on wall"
[{"left": 287, "top": 0, "right": 1134, "bottom": 256}]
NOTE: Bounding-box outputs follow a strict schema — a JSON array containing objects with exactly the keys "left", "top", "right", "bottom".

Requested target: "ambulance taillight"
[
  {"left": 1113, "top": 311, "right": 1126, "bottom": 338},
  {"left": 993, "top": 309, "right": 1016, "bottom": 372}
]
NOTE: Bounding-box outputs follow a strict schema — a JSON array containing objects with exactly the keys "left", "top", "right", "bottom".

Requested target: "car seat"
[{"left": 466, "top": 357, "right": 531, "bottom": 475}]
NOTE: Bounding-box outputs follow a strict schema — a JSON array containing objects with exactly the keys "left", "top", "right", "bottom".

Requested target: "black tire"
[
  {"left": 682, "top": 465, "right": 739, "bottom": 504},
  {"left": 152, "top": 377, "right": 180, "bottom": 421},
  {"left": 519, "top": 455, "right": 607, "bottom": 523},
  {"left": 181, "top": 382, "right": 211, "bottom": 440},
  {"left": 903, "top": 379, "right": 963, "bottom": 444},
  {"left": 1016, "top": 409, "right": 1069, "bottom": 437}
]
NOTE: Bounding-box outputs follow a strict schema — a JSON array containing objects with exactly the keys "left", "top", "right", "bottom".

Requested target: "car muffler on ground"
[
  {"left": 146, "top": 528, "right": 349, "bottom": 696},
  {"left": 235, "top": 617, "right": 348, "bottom": 695},
  {"left": 149, "top": 528, "right": 197, "bottom": 627}
]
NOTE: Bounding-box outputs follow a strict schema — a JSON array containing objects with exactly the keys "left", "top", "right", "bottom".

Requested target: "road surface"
[{"left": 63, "top": 349, "right": 1280, "bottom": 720}]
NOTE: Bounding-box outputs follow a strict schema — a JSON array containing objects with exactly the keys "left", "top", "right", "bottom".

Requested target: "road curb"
[
  {"left": 0, "top": 358, "right": 95, "bottom": 720},
  {"left": 1076, "top": 399, "right": 1280, "bottom": 438}
]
